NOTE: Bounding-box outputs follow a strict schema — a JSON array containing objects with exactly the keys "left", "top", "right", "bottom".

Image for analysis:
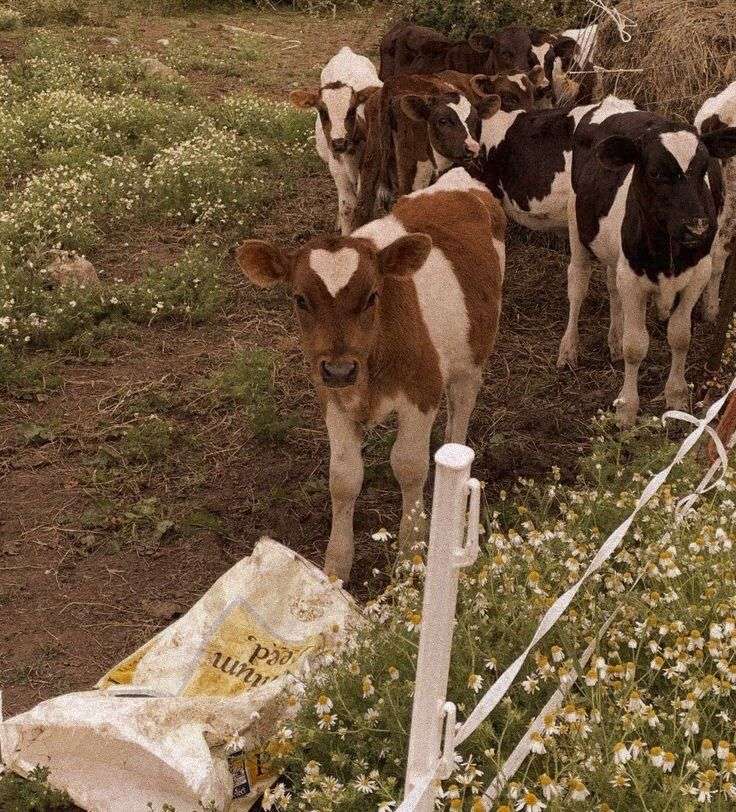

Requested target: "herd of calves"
[{"left": 235, "top": 20, "right": 736, "bottom": 581}]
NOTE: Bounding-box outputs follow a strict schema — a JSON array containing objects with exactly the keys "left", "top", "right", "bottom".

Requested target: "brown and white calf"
[
  {"left": 236, "top": 168, "right": 505, "bottom": 581},
  {"left": 696, "top": 80, "right": 736, "bottom": 321},
  {"left": 352, "top": 74, "right": 499, "bottom": 228},
  {"left": 439, "top": 67, "right": 547, "bottom": 112},
  {"left": 291, "top": 47, "right": 381, "bottom": 235}
]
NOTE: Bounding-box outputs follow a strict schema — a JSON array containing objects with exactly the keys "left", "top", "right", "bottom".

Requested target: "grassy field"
[{"left": 0, "top": 5, "right": 733, "bottom": 807}]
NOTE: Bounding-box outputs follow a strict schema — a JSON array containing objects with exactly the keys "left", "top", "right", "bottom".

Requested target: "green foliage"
[
  {"left": 0, "top": 33, "right": 312, "bottom": 362},
  {"left": 390, "top": 0, "right": 591, "bottom": 38},
  {"left": 120, "top": 417, "right": 177, "bottom": 463},
  {"left": 163, "top": 35, "right": 262, "bottom": 75},
  {"left": 0, "top": 767, "right": 74, "bottom": 812},
  {"left": 0, "top": 352, "right": 60, "bottom": 399},
  {"left": 18, "top": 0, "right": 88, "bottom": 25},
  {"left": 279, "top": 415, "right": 736, "bottom": 810},
  {"left": 0, "top": 247, "right": 227, "bottom": 361},
  {"left": 0, "top": 6, "right": 22, "bottom": 29},
  {"left": 214, "top": 348, "right": 297, "bottom": 441}
]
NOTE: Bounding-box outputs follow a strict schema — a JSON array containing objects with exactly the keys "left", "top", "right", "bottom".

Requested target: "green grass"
[
  {"left": 0, "top": 31, "right": 314, "bottom": 389},
  {"left": 277, "top": 415, "right": 736, "bottom": 811},
  {"left": 210, "top": 347, "right": 298, "bottom": 441},
  {"left": 0, "top": 767, "right": 74, "bottom": 812}
]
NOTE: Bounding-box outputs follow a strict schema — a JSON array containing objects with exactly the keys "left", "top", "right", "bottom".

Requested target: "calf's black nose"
[
  {"left": 331, "top": 138, "right": 349, "bottom": 154},
  {"left": 321, "top": 360, "right": 358, "bottom": 386}
]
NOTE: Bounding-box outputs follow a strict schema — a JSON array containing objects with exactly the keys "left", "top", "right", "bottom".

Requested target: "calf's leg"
[
  {"left": 324, "top": 404, "right": 364, "bottom": 582},
  {"left": 558, "top": 198, "right": 592, "bottom": 369},
  {"left": 616, "top": 267, "right": 649, "bottom": 428},
  {"left": 330, "top": 156, "right": 358, "bottom": 236},
  {"left": 665, "top": 260, "right": 711, "bottom": 410},
  {"left": 606, "top": 264, "right": 624, "bottom": 361},
  {"left": 445, "top": 369, "right": 483, "bottom": 444},
  {"left": 701, "top": 233, "right": 728, "bottom": 323},
  {"left": 391, "top": 405, "right": 436, "bottom": 552}
]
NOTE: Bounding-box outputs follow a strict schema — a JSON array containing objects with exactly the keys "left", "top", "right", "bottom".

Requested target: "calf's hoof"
[
  {"left": 324, "top": 551, "right": 352, "bottom": 585},
  {"left": 665, "top": 384, "right": 689, "bottom": 413},
  {"left": 556, "top": 337, "right": 579, "bottom": 370},
  {"left": 615, "top": 397, "right": 638, "bottom": 429}
]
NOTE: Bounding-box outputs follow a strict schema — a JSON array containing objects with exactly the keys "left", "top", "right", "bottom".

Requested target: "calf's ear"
[
  {"left": 379, "top": 234, "right": 433, "bottom": 277},
  {"left": 236, "top": 240, "right": 293, "bottom": 288},
  {"left": 476, "top": 93, "right": 501, "bottom": 119},
  {"left": 290, "top": 88, "right": 320, "bottom": 109},
  {"left": 553, "top": 36, "right": 578, "bottom": 64},
  {"left": 469, "top": 32, "right": 495, "bottom": 54},
  {"left": 355, "top": 85, "right": 381, "bottom": 106},
  {"left": 528, "top": 65, "right": 548, "bottom": 88},
  {"left": 470, "top": 74, "right": 497, "bottom": 97},
  {"left": 596, "top": 135, "right": 640, "bottom": 170},
  {"left": 400, "top": 95, "right": 432, "bottom": 121},
  {"left": 529, "top": 28, "right": 550, "bottom": 46},
  {"left": 701, "top": 126, "right": 736, "bottom": 160}
]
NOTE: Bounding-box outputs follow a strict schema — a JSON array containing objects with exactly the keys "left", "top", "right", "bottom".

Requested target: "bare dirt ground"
[{"left": 0, "top": 7, "right": 716, "bottom": 716}]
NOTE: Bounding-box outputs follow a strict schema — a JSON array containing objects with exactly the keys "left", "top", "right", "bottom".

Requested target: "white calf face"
[
  {"left": 291, "top": 82, "right": 378, "bottom": 157},
  {"left": 321, "top": 84, "right": 354, "bottom": 142}
]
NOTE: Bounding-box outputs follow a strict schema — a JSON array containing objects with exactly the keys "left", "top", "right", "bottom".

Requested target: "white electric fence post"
[{"left": 402, "top": 443, "right": 481, "bottom": 812}]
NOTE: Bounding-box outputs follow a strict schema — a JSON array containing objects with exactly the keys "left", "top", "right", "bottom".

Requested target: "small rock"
[
  {"left": 46, "top": 251, "right": 99, "bottom": 287},
  {"left": 102, "top": 36, "right": 120, "bottom": 46},
  {"left": 156, "top": 37, "right": 170, "bottom": 47},
  {"left": 139, "top": 56, "right": 179, "bottom": 80}
]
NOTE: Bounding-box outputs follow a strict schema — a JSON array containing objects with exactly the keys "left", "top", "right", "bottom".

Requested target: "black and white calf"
[
  {"left": 291, "top": 47, "right": 382, "bottom": 235},
  {"left": 558, "top": 110, "right": 736, "bottom": 427},
  {"left": 472, "top": 95, "right": 636, "bottom": 232},
  {"left": 696, "top": 80, "right": 736, "bottom": 321}
]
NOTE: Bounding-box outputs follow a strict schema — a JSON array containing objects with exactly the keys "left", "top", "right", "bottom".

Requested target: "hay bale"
[{"left": 596, "top": 0, "right": 736, "bottom": 122}]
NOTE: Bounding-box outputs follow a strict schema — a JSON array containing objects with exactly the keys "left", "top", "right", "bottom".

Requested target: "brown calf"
[
  {"left": 439, "top": 67, "right": 547, "bottom": 111},
  {"left": 236, "top": 169, "right": 505, "bottom": 581},
  {"left": 353, "top": 74, "right": 500, "bottom": 228},
  {"left": 379, "top": 21, "right": 541, "bottom": 81}
]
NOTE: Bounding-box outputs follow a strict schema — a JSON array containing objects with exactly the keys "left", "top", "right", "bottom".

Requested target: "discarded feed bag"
[{"left": 0, "top": 538, "right": 356, "bottom": 811}]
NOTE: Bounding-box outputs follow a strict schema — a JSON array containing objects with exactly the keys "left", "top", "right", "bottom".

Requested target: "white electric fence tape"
[
  {"left": 588, "top": 0, "right": 637, "bottom": 42},
  {"left": 396, "top": 376, "right": 736, "bottom": 812},
  {"left": 481, "top": 610, "right": 618, "bottom": 806},
  {"left": 454, "top": 374, "right": 736, "bottom": 748}
]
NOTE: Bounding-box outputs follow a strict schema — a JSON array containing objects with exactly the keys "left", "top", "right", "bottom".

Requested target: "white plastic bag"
[{"left": 0, "top": 538, "right": 356, "bottom": 811}]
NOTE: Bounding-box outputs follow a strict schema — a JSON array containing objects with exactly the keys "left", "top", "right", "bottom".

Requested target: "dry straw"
[{"left": 597, "top": 0, "right": 736, "bottom": 121}]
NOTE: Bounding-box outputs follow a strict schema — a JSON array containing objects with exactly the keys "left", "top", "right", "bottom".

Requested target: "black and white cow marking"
[
  {"left": 472, "top": 95, "right": 636, "bottom": 232},
  {"left": 558, "top": 110, "right": 736, "bottom": 427},
  {"left": 696, "top": 80, "right": 736, "bottom": 321}
]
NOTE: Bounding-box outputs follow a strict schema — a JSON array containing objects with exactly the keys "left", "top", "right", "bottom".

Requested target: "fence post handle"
[
  {"left": 455, "top": 477, "right": 481, "bottom": 568},
  {"left": 402, "top": 443, "right": 477, "bottom": 812}
]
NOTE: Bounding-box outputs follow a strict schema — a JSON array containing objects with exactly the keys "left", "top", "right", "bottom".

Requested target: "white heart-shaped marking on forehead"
[
  {"left": 310, "top": 247, "right": 361, "bottom": 297},
  {"left": 660, "top": 131, "right": 699, "bottom": 173},
  {"left": 321, "top": 85, "right": 353, "bottom": 139}
]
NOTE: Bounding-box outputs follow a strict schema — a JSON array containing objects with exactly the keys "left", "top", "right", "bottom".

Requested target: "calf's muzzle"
[
  {"left": 320, "top": 359, "right": 358, "bottom": 387},
  {"left": 331, "top": 138, "right": 349, "bottom": 155}
]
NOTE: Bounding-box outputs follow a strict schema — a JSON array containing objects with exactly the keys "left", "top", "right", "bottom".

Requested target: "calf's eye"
[
  {"left": 363, "top": 291, "right": 379, "bottom": 311},
  {"left": 294, "top": 294, "right": 309, "bottom": 311}
]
